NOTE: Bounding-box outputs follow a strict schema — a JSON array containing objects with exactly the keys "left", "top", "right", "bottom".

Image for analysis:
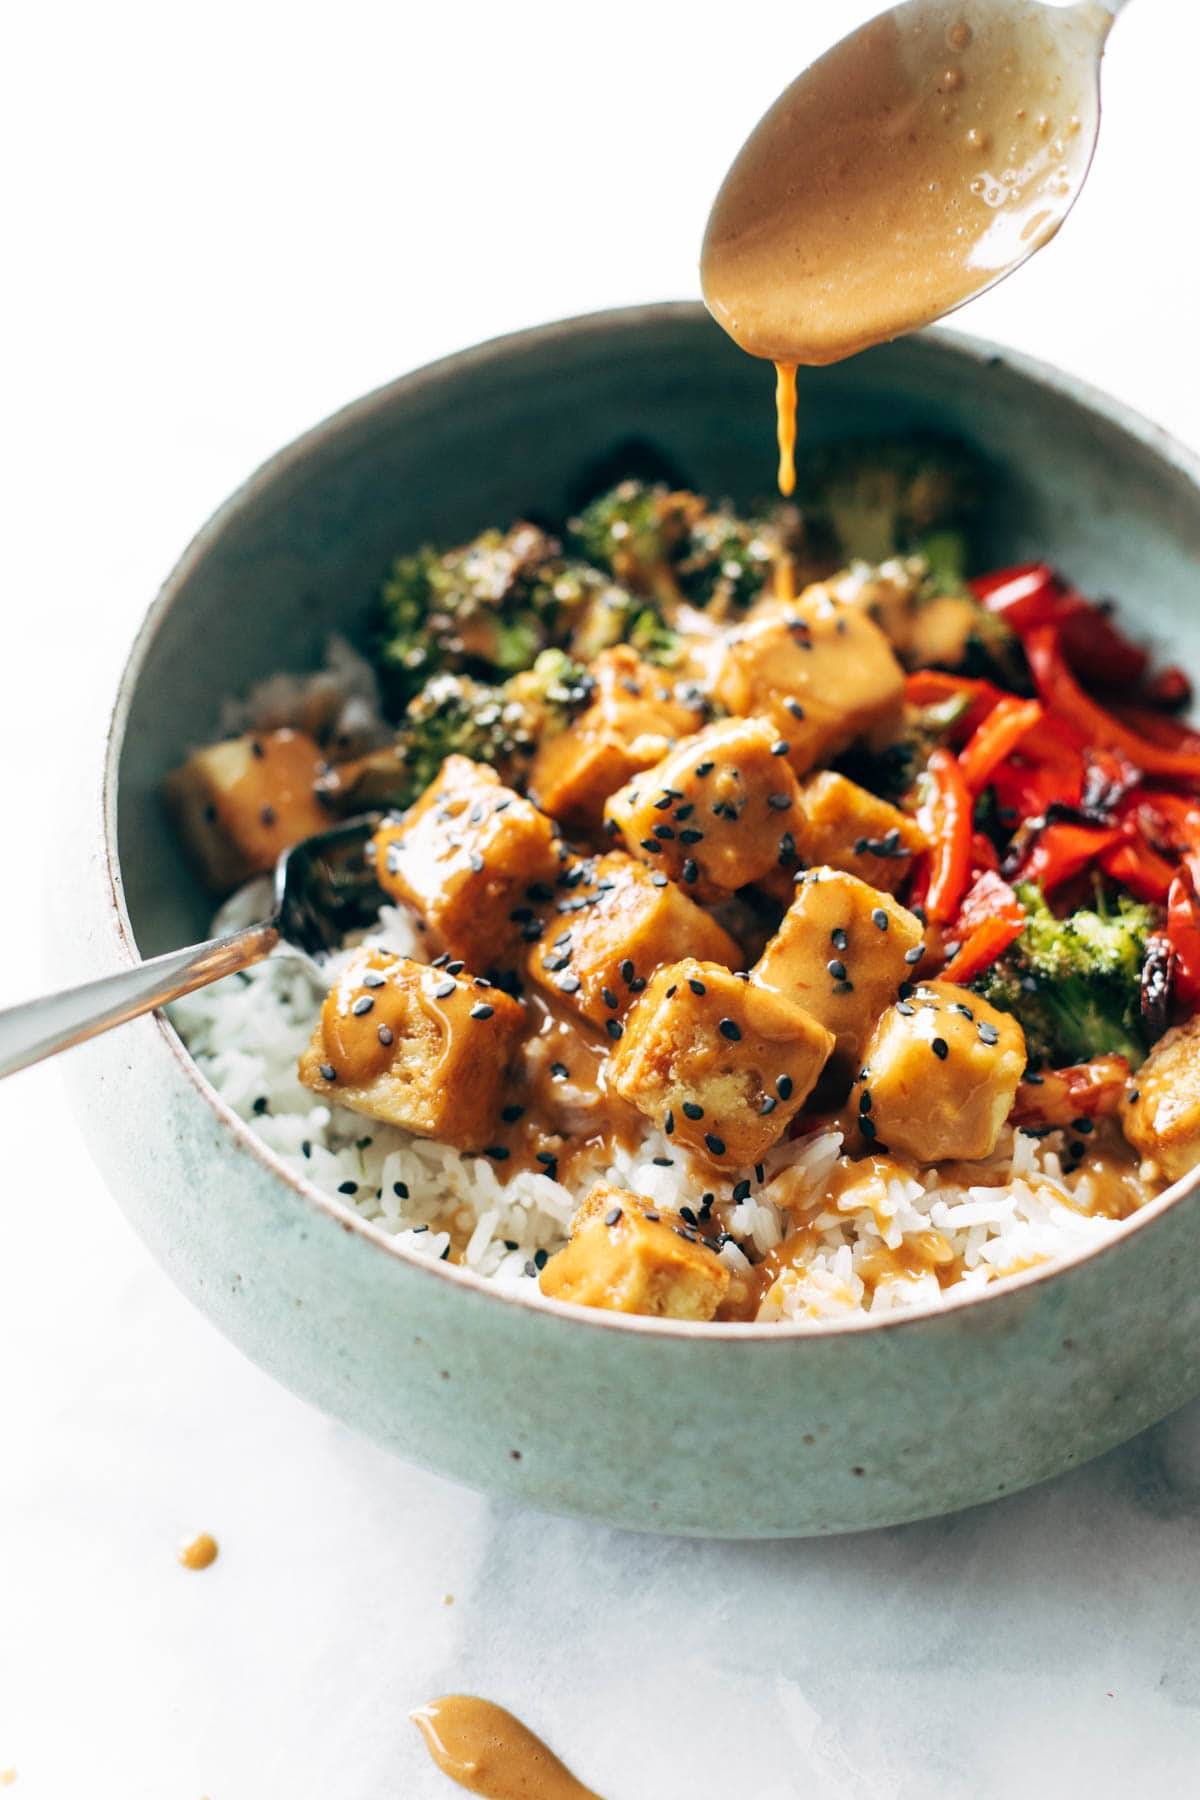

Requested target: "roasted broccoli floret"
[
  {"left": 372, "top": 523, "right": 565, "bottom": 705},
  {"left": 798, "top": 438, "right": 978, "bottom": 573},
  {"left": 316, "top": 653, "right": 593, "bottom": 815},
  {"left": 973, "top": 884, "right": 1156, "bottom": 1068},
  {"left": 569, "top": 480, "right": 794, "bottom": 618}
]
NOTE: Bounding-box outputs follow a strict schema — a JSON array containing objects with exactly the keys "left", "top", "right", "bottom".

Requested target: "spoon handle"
[{"left": 0, "top": 922, "right": 279, "bottom": 1080}]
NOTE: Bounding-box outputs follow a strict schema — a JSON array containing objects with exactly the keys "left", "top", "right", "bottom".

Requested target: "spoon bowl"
[{"left": 701, "top": 0, "right": 1122, "bottom": 367}]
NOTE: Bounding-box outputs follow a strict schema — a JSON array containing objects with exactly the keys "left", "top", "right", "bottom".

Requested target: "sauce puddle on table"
[{"left": 411, "top": 1695, "right": 601, "bottom": 1799}]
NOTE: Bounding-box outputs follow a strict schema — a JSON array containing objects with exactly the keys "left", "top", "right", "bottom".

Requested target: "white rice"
[
  {"left": 170, "top": 637, "right": 1155, "bottom": 1324},
  {"left": 172, "top": 901, "right": 1153, "bottom": 1323}
]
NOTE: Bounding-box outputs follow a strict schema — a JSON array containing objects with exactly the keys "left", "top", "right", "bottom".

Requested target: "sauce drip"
[
  {"left": 177, "top": 1531, "right": 219, "bottom": 1571},
  {"left": 773, "top": 360, "right": 797, "bottom": 497},
  {"left": 411, "top": 1696, "right": 601, "bottom": 1800},
  {"left": 702, "top": 1, "right": 1109, "bottom": 366}
]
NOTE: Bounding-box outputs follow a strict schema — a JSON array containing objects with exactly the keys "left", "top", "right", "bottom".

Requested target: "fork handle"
[{"left": 0, "top": 922, "right": 279, "bottom": 1080}]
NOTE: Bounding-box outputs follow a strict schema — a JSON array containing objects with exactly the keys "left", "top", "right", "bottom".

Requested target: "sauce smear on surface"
[{"left": 412, "top": 1696, "right": 601, "bottom": 1800}]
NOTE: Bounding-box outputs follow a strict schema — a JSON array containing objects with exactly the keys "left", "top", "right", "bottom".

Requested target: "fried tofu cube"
[
  {"left": 610, "top": 958, "right": 834, "bottom": 1169},
  {"left": 539, "top": 1183, "right": 731, "bottom": 1320},
  {"left": 526, "top": 853, "right": 741, "bottom": 1030},
  {"left": 850, "top": 980, "right": 1026, "bottom": 1163},
  {"left": 710, "top": 585, "right": 904, "bottom": 775},
  {"left": 754, "top": 868, "right": 924, "bottom": 1068},
  {"left": 796, "top": 771, "right": 926, "bottom": 895},
  {"left": 1121, "top": 1016, "right": 1200, "bottom": 1183},
  {"left": 298, "top": 947, "right": 524, "bottom": 1150},
  {"left": 604, "top": 717, "right": 803, "bottom": 902},
  {"left": 371, "top": 756, "right": 561, "bottom": 973},
  {"left": 166, "top": 728, "right": 329, "bottom": 893},
  {"left": 529, "top": 646, "right": 705, "bottom": 831}
]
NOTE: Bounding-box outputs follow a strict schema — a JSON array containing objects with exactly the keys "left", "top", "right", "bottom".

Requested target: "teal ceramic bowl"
[{"left": 63, "top": 304, "right": 1200, "bottom": 1537}]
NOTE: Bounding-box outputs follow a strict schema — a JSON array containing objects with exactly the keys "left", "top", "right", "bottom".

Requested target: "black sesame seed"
[
  {"left": 755, "top": 1163, "right": 764, "bottom": 1184},
  {"left": 776, "top": 1075, "right": 793, "bottom": 1099},
  {"left": 362, "top": 970, "right": 386, "bottom": 988},
  {"left": 719, "top": 1018, "right": 742, "bottom": 1041},
  {"left": 872, "top": 908, "right": 889, "bottom": 930},
  {"left": 904, "top": 945, "right": 925, "bottom": 965},
  {"left": 861, "top": 1116, "right": 877, "bottom": 1141},
  {"left": 859, "top": 1089, "right": 872, "bottom": 1112},
  {"left": 556, "top": 973, "right": 581, "bottom": 995},
  {"left": 705, "top": 1133, "right": 727, "bottom": 1157},
  {"left": 606, "top": 1019, "right": 624, "bottom": 1041},
  {"left": 377, "top": 1024, "right": 394, "bottom": 1047},
  {"left": 250, "top": 739, "right": 264, "bottom": 759},
  {"left": 827, "top": 959, "right": 847, "bottom": 980},
  {"left": 688, "top": 977, "right": 707, "bottom": 996},
  {"left": 675, "top": 803, "right": 695, "bottom": 821},
  {"left": 652, "top": 793, "right": 673, "bottom": 810},
  {"left": 652, "top": 1155, "right": 674, "bottom": 1167},
  {"left": 951, "top": 1003, "right": 975, "bottom": 1020},
  {"left": 759, "top": 1095, "right": 777, "bottom": 1116},
  {"left": 470, "top": 1002, "right": 495, "bottom": 1020},
  {"left": 501, "top": 1103, "right": 525, "bottom": 1123},
  {"left": 931, "top": 1037, "right": 949, "bottom": 1060},
  {"left": 393, "top": 1180, "right": 409, "bottom": 1198},
  {"left": 1069, "top": 1140, "right": 1086, "bottom": 1160},
  {"left": 833, "top": 979, "right": 854, "bottom": 995},
  {"left": 978, "top": 1021, "right": 1000, "bottom": 1046},
  {"left": 620, "top": 958, "right": 635, "bottom": 984},
  {"left": 771, "top": 740, "right": 790, "bottom": 757},
  {"left": 446, "top": 960, "right": 465, "bottom": 975},
  {"left": 524, "top": 1260, "right": 537, "bottom": 1277},
  {"left": 337, "top": 1180, "right": 358, "bottom": 1195},
  {"left": 831, "top": 927, "right": 849, "bottom": 951},
  {"left": 683, "top": 1100, "right": 704, "bottom": 1120},
  {"left": 252, "top": 1095, "right": 268, "bottom": 1115},
  {"left": 644, "top": 1209, "right": 661, "bottom": 1222},
  {"left": 602, "top": 987, "right": 619, "bottom": 1010},
  {"left": 897, "top": 1001, "right": 915, "bottom": 1016},
  {"left": 768, "top": 792, "right": 792, "bottom": 811},
  {"left": 679, "top": 828, "right": 704, "bottom": 844},
  {"left": 785, "top": 697, "right": 806, "bottom": 719},
  {"left": 485, "top": 1145, "right": 510, "bottom": 1160},
  {"left": 682, "top": 859, "right": 699, "bottom": 885},
  {"left": 260, "top": 804, "right": 277, "bottom": 828},
  {"left": 639, "top": 838, "right": 663, "bottom": 855},
  {"left": 732, "top": 1180, "right": 751, "bottom": 1202},
  {"left": 653, "top": 823, "right": 675, "bottom": 840},
  {"left": 604, "top": 1206, "right": 623, "bottom": 1227},
  {"left": 348, "top": 994, "right": 374, "bottom": 1017},
  {"left": 1072, "top": 1117, "right": 1095, "bottom": 1135},
  {"left": 550, "top": 1061, "right": 568, "bottom": 1080},
  {"left": 695, "top": 760, "right": 714, "bottom": 776},
  {"left": 467, "top": 851, "right": 484, "bottom": 873},
  {"left": 319, "top": 1063, "right": 337, "bottom": 1082},
  {"left": 534, "top": 1248, "right": 549, "bottom": 1270}
]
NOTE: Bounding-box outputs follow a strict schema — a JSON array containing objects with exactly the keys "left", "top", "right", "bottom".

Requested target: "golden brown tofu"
[
  {"left": 528, "top": 646, "right": 705, "bottom": 831},
  {"left": 754, "top": 868, "right": 924, "bottom": 1069},
  {"left": 610, "top": 958, "right": 834, "bottom": 1169},
  {"left": 850, "top": 981, "right": 1026, "bottom": 1163},
  {"left": 795, "top": 771, "right": 927, "bottom": 895},
  {"left": 298, "top": 947, "right": 525, "bottom": 1150},
  {"left": 371, "top": 756, "right": 561, "bottom": 973},
  {"left": 539, "top": 1183, "right": 731, "bottom": 1319},
  {"left": 1121, "top": 1017, "right": 1200, "bottom": 1183},
  {"left": 166, "top": 728, "right": 329, "bottom": 894},
  {"left": 526, "top": 853, "right": 741, "bottom": 1030},
  {"left": 709, "top": 584, "right": 905, "bottom": 776},
  {"left": 604, "top": 717, "right": 803, "bottom": 903}
]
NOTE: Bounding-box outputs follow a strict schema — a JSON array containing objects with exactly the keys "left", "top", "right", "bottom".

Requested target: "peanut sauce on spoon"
[
  {"left": 701, "top": 1, "right": 1113, "bottom": 488},
  {"left": 411, "top": 1696, "right": 601, "bottom": 1800}
]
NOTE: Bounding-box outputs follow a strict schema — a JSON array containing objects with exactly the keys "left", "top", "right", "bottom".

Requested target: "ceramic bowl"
[{"left": 62, "top": 303, "right": 1200, "bottom": 1537}]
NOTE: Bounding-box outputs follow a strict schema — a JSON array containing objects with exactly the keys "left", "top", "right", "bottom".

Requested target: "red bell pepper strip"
[
  {"left": 940, "top": 868, "right": 1026, "bottom": 983},
  {"left": 941, "top": 915, "right": 1024, "bottom": 984},
  {"left": 969, "top": 831, "right": 1000, "bottom": 874},
  {"left": 1112, "top": 706, "right": 1200, "bottom": 755},
  {"left": 1025, "top": 626, "right": 1200, "bottom": 784},
  {"left": 1098, "top": 836, "right": 1176, "bottom": 904},
  {"left": 1019, "top": 821, "right": 1124, "bottom": 894},
  {"left": 958, "top": 697, "right": 1045, "bottom": 793},
  {"left": 974, "top": 562, "right": 1149, "bottom": 688},
  {"left": 903, "top": 671, "right": 1006, "bottom": 741},
  {"left": 1167, "top": 866, "right": 1200, "bottom": 1010},
  {"left": 1010, "top": 1055, "right": 1131, "bottom": 1129},
  {"left": 1128, "top": 789, "right": 1200, "bottom": 856},
  {"left": 920, "top": 749, "right": 974, "bottom": 924}
]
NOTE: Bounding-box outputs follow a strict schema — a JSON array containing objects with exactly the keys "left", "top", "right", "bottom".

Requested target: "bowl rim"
[{"left": 101, "top": 298, "right": 1200, "bottom": 1343}]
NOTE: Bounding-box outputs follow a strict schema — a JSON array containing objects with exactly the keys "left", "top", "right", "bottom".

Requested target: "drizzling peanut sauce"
[
  {"left": 704, "top": 1, "right": 1110, "bottom": 479},
  {"left": 773, "top": 360, "right": 798, "bottom": 497},
  {"left": 411, "top": 1697, "right": 601, "bottom": 1800},
  {"left": 177, "top": 1532, "right": 219, "bottom": 1571}
]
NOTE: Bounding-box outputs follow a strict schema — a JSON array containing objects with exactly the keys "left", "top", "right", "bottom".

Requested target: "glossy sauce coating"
[
  {"left": 702, "top": 1, "right": 1109, "bottom": 366},
  {"left": 411, "top": 1696, "right": 601, "bottom": 1800},
  {"left": 177, "top": 1531, "right": 219, "bottom": 1571}
]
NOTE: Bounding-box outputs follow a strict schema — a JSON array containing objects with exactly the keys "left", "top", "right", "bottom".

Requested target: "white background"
[{"left": 3, "top": 3, "right": 1200, "bottom": 1795}]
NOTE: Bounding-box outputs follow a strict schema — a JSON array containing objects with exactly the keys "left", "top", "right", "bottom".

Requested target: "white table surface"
[{"left": 4, "top": 3, "right": 1200, "bottom": 1794}]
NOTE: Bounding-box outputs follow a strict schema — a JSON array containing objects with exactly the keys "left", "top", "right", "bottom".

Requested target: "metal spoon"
[
  {"left": 701, "top": 0, "right": 1132, "bottom": 367},
  {"left": 0, "top": 817, "right": 383, "bottom": 1080}
]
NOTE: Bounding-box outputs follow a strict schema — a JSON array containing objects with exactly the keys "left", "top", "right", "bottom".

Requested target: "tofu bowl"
[{"left": 63, "top": 304, "right": 1200, "bottom": 1536}]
